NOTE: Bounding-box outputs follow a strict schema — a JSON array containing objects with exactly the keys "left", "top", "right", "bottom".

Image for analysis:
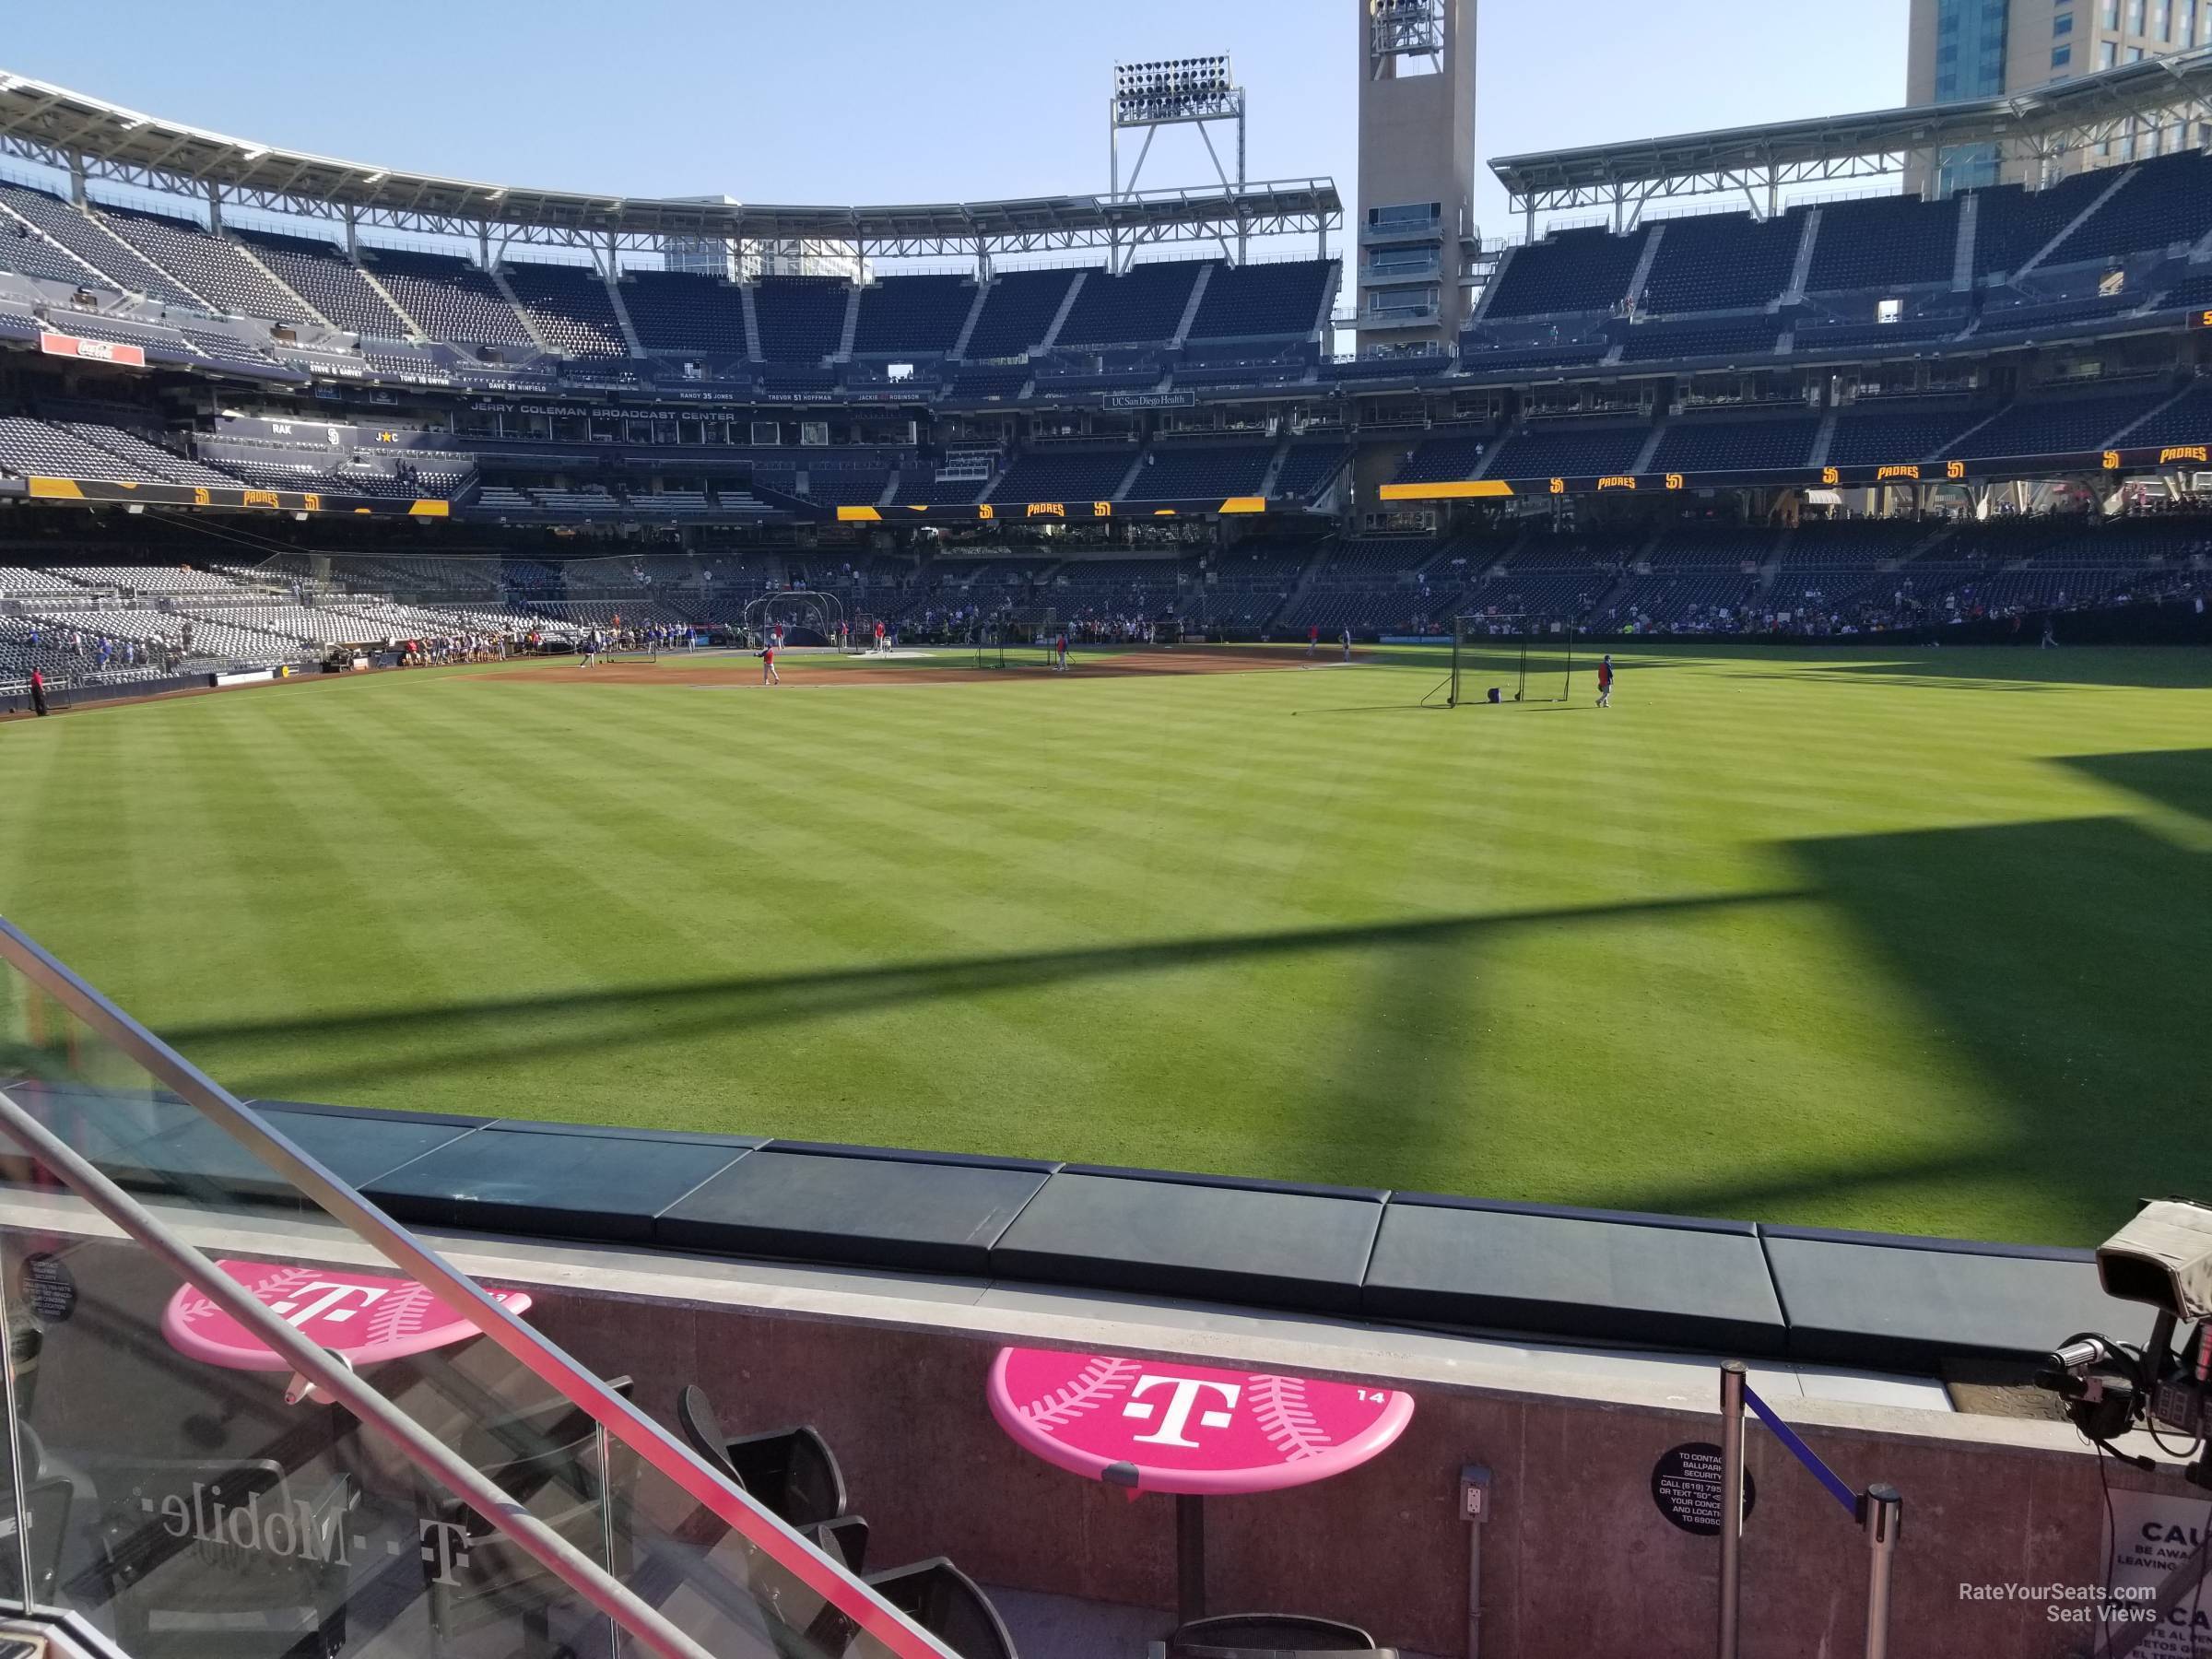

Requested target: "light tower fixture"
[
  {"left": 1370, "top": 0, "right": 1447, "bottom": 73},
  {"left": 1109, "top": 54, "right": 1250, "bottom": 266}
]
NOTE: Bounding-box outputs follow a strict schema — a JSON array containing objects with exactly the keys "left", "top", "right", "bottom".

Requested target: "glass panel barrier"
[{"left": 0, "top": 918, "right": 955, "bottom": 1659}]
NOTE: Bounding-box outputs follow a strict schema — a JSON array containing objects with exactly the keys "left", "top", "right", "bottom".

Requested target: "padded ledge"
[
  {"left": 0, "top": 1085, "right": 484, "bottom": 1207},
  {"left": 993, "top": 1170, "right": 1383, "bottom": 1313},
  {"left": 367, "top": 1124, "right": 757, "bottom": 1243},
  {"left": 1363, "top": 1194, "right": 1786, "bottom": 1355},
  {"left": 657, "top": 1147, "right": 1053, "bottom": 1276},
  {"left": 1761, "top": 1228, "right": 2158, "bottom": 1371}
]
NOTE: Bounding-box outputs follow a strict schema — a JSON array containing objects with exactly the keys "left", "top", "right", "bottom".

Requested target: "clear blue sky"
[{"left": 4, "top": 1, "right": 1911, "bottom": 241}]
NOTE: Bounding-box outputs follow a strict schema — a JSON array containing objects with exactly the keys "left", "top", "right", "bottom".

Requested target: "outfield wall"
[{"left": 4, "top": 1188, "right": 2194, "bottom": 1659}]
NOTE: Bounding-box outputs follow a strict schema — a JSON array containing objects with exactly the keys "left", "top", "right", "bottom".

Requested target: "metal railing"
[{"left": 0, "top": 913, "right": 959, "bottom": 1659}]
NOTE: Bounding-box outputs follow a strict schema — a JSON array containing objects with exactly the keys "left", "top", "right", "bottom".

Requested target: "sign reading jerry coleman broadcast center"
[{"left": 1651, "top": 1442, "right": 1754, "bottom": 1536}]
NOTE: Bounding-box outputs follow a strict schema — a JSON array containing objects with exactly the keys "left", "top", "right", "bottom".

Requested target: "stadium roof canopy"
[
  {"left": 0, "top": 71, "right": 1339, "bottom": 259},
  {"left": 1490, "top": 45, "right": 2212, "bottom": 222}
]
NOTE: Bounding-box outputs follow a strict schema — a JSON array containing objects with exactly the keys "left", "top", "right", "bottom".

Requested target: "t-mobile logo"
[
  {"left": 266, "top": 1282, "right": 388, "bottom": 1328},
  {"left": 1123, "top": 1375, "right": 1242, "bottom": 1448}
]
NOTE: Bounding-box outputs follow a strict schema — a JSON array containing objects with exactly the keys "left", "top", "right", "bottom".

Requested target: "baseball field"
[{"left": 2, "top": 641, "right": 2206, "bottom": 1246}]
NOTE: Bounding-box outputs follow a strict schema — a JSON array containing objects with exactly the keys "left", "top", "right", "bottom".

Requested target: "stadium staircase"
[
  {"left": 834, "top": 282, "right": 861, "bottom": 361},
  {"left": 1781, "top": 209, "right": 1822, "bottom": 308},
  {"left": 605, "top": 271, "right": 646, "bottom": 356},
  {"left": 740, "top": 282, "right": 764, "bottom": 361},
  {"left": 1255, "top": 430, "right": 1297, "bottom": 499},
  {"left": 948, "top": 280, "right": 991, "bottom": 359},
  {"left": 2014, "top": 167, "right": 2137, "bottom": 280},
  {"left": 354, "top": 256, "right": 425, "bottom": 340},
  {"left": 1630, "top": 421, "right": 1668, "bottom": 475},
  {"left": 1623, "top": 221, "right": 1666, "bottom": 312},
  {"left": 232, "top": 238, "right": 331, "bottom": 328},
  {"left": 1036, "top": 270, "right": 1087, "bottom": 351},
  {"left": 1807, "top": 407, "right": 1840, "bottom": 469},
  {"left": 1108, "top": 447, "right": 1150, "bottom": 502},
  {"left": 489, "top": 265, "right": 554, "bottom": 353},
  {"left": 1952, "top": 193, "right": 1980, "bottom": 291},
  {"left": 1170, "top": 262, "right": 1213, "bottom": 349},
  {"left": 1466, "top": 245, "right": 1513, "bottom": 326}
]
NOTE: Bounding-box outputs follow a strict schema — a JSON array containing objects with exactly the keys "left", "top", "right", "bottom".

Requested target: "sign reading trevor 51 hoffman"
[{"left": 1652, "top": 1442, "right": 1755, "bottom": 1536}]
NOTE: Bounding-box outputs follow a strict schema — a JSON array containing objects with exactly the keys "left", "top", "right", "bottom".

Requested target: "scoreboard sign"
[{"left": 41, "top": 331, "right": 147, "bottom": 369}]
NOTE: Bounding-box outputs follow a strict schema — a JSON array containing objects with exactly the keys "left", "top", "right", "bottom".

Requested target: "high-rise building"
[
  {"left": 657, "top": 196, "right": 867, "bottom": 283},
  {"left": 1353, "top": 0, "right": 1478, "bottom": 355},
  {"left": 1907, "top": 0, "right": 2212, "bottom": 193}
]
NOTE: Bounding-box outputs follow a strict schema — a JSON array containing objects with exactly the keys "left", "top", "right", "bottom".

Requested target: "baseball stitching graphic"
[
  {"left": 175, "top": 1263, "right": 319, "bottom": 1328},
  {"left": 1247, "top": 1373, "right": 1335, "bottom": 1461},
  {"left": 364, "top": 1278, "right": 438, "bottom": 1347},
  {"left": 1018, "top": 1355, "right": 1141, "bottom": 1430}
]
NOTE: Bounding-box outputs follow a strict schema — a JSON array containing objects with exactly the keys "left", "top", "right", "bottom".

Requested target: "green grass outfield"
[{"left": 4, "top": 641, "right": 2208, "bottom": 1245}]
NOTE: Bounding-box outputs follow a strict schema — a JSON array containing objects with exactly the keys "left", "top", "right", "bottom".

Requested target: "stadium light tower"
[
  {"left": 1110, "top": 55, "right": 1250, "bottom": 265},
  {"left": 1354, "top": 0, "right": 1477, "bottom": 355}
]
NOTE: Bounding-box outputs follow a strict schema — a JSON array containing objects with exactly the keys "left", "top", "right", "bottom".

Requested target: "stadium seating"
[
  {"left": 1054, "top": 259, "right": 1207, "bottom": 347},
  {"left": 1618, "top": 318, "right": 1781, "bottom": 362},
  {"left": 1973, "top": 289, "right": 2140, "bottom": 335},
  {"left": 1939, "top": 387, "right": 2172, "bottom": 459},
  {"left": 1185, "top": 259, "right": 1334, "bottom": 338},
  {"left": 1793, "top": 315, "right": 1962, "bottom": 353},
  {"left": 0, "top": 182, "right": 199, "bottom": 307},
  {"left": 504, "top": 261, "right": 628, "bottom": 358},
  {"left": 364, "top": 248, "right": 534, "bottom": 347},
  {"left": 1801, "top": 194, "right": 1962, "bottom": 294},
  {"left": 1482, "top": 421, "right": 1650, "bottom": 478},
  {"left": 1641, "top": 212, "right": 1801, "bottom": 313},
  {"left": 1123, "top": 443, "right": 1273, "bottom": 500},
  {"left": 95, "top": 206, "right": 316, "bottom": 324},
  {"left": 0, "top": 214, "right": 99, "bottom": 288},
  {"left": 1272, "top": 441, "right": 1350, "bottom": 500},
  {"left": 1826, "top": 399, "right": 1990, "bottom": 465},
  {"left": 1651, "top": 415, "right": 1820, "bottom": 473},
  {"left": 57, "top": 423, "right": 241, "bottom": 488},
  {"left": 0, "top": 417, "right": 177, "bottom": 483},
  {"left": 1322, "top": 350, "right": 1450, "bottom": 382},
  {"left": 1968, "top": 170, "right": 2115, "bottom": 278},
  {"left": 945, "top": 361, "right": 1031, "bottom": 399},
  {"left": 752, "top": 276, "right": 850, "bottom": 361},
  {"left": 961, "top": 267, "right": 1079, "bottom": 359},
  {"left": 2109, "top": 377, "right": 2212, "bottom": 448},
  {"left": 229, "top": 229, "right": 408, "bottom": 338},
  {"left": 623, "top": 271, "right": 751, "bottom": 354},
  {"left": 1484, "top": 226, "right": 1647, "bottom": 318},
  {"left": 1456, "top": 335, "right": 1612, "bottom": 374},
  {"left": 1392, "top": 433, "right": 1491, "bottom": 483},
  {"left": 988, "top": 449, "right": 1138, "bottom": 502},
  {"left": 2042, "top": 152, "right": 2212, "bottom": 265},
  {"left": 853, "top": 274, "right": 974, "bottom": 356}
]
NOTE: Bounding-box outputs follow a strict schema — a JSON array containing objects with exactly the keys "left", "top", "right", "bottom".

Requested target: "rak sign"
[{"left": 988, "top": 1349, "right": 1414, "bottom": 1495}]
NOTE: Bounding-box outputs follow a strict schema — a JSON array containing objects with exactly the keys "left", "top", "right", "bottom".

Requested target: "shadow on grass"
[
  {"left": 1783, "top": 799, "right": 2212, "bottom": 1241},
  {"left": 170, "top": 890, "right": 1802, "bottom": 1097},
  {"left": 1732, "top": 650, "right": 2212, "bottom": 692},
  {"left": 2059, "top": 747, "right": 2212, "bottom": 825}
]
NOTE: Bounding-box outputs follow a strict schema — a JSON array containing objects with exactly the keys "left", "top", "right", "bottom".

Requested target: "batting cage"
[
  {"left": 1445, "top": 616, "right": 1578, "bottom": 707},
  {"left": 746, "top": 591, "right": 845, "bottom": 649}
]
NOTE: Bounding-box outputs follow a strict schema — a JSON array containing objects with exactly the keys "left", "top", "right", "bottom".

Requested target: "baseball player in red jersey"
[
  {"left": 1055, "top": 632, "right": 1069, "bottom": 673},
  {"left": 1308, "top": 624, "right": 1319, "bottom": 657},
  {"left": 761, "top": 641, "right": 780, "bottom": 686},
  {"left": 874, "top": 618, "right": 887, "bottom": 654},
  {"left": 1597, "top": 653, "right": 1614, "bottom": 708}
]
